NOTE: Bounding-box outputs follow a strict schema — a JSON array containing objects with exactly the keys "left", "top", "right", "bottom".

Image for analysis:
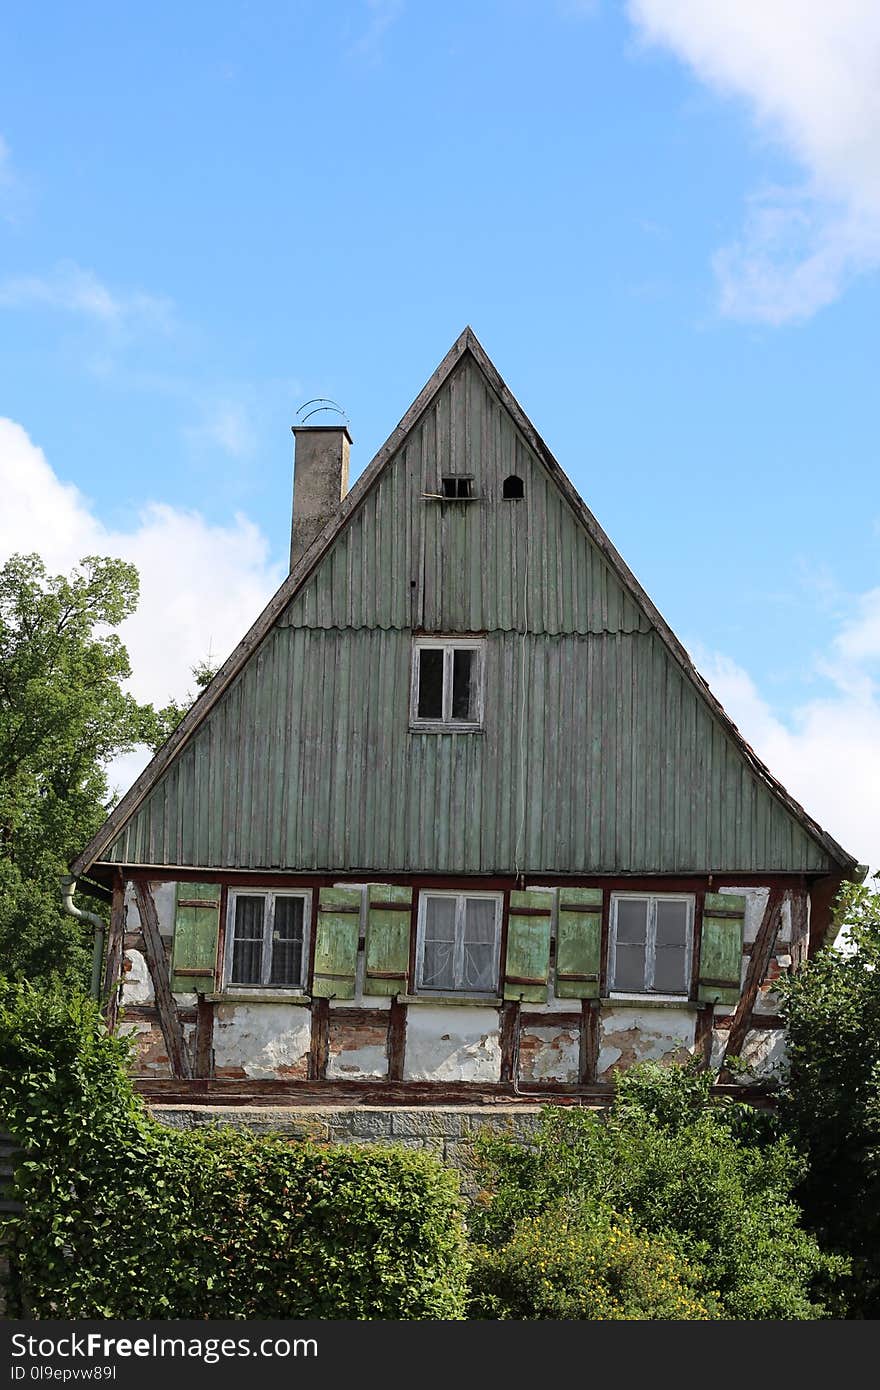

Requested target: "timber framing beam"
[
  {"left": 134, "top": 879, "right": 192, "bottom": 1080},
  {"left": 721, "top": 887, "right": 785, "bottom": 1072}
]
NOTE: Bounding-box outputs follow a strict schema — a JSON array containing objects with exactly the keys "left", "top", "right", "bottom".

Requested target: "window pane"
[
  {"left": 616, "top": 899, "right": 648, "bottom": 945},
  {"left": 231, "top": 895, "right": 264, "bottom": 984},
  {"left": 451, "top": 649, "right": 476, "bottom": 720},
  {"left": 270, "top": 897, "right": 305, "bottom": 986},
  {"left": 613, "top": 943, "right": 647, "bottom": 992},
  {"left": 653, "top": 901, "right": 689, "bottom": 993},
  {"left": 422, "top": 897, "right": 457, "bottom": 989},
  {"left": 417, "top": 648, "right": 444, "bottom": 719},
  {"left": 462, "top": 898, "right": 497, "bottom": 991}
]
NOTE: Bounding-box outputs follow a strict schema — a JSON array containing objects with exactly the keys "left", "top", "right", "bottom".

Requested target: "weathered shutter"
[
  {"left": 504, "top": 890, "right": 553, "bottom": 1003},
  {"left": 170, "top": 882, "right": 221, "bottom": 994},
  {"left": 365, "top": 885, "right": 412, "bottom": 996},
  {"left": 312, "top": 887, "right": 361, "bottom": 999},
  {"left": 698, "top": 892, "right": 746, "bottom": 1005},
  {"left": 556, "top": 888, "right": 603, "bottom": 999}
]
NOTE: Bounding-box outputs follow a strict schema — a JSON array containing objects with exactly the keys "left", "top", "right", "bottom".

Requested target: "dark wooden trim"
[
  {"left": 109, "top": 868, "right": 827, "bottom": 892},
  {"left": 518, "top": 1011, "right": 583, "bottom": 1028},
  {"left": 690, "top": 888, "right": 706, "bottom": 1002},
  {"left": 498, "top": 886, "right": 511, "bottom": 996},
  {"left": 306, "top": 886, "right": 320, "bottom": 988},
  {"left": 327, "top": 1006, "right": 392, "bottom": 1026},
  {"left": 134, "top": 880, "right": 192, "bottom": 1080},
  {"left": 215, "top": 884, "right": 228, "bottom": 993},
  {"left": 195, "top": 997, "right": 214, "bottom": 1079},
  {"left": 499, "top": 1000, "right": 520, "bottom": 1083},
  {"left": 103, "top": 871, "right": 126, "bottom": 1033},
  {"left": 508, "top": 905, "right": 553, "bottom": 918},
  {"left": 598, "top": 888, "right": 612, "bottom": 998},
  {"left": 308, "top": 998, "right": 330, "bottom": 1080},
  {"left": 694, "top": 1004, "right": 714, "bottom": 1070},
  {"left": 722, "top": 887, "right": 785, "bottom": 1070},
  {"left": 134, "top": 1076, "right": 776, "bottom": 1108},
  {"left": 122, "top": 1004, "right": 198, "bottom": 1024},
  {"left": 808, "top": 876, "right": 842, "bottom": 955},
  {"left": 368, "top": 901, "right": 412, "bottom": 912},
  {"left": 580, "top": 1000, "right": 599, "bottom": 1084},
  {"left": 387, "top": 997, "right": 407, "bottom": 1081}
]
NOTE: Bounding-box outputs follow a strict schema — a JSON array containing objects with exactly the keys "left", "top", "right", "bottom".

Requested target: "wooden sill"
[{"left": 207, "top": 991, "right": 312, "bottom": 1006}]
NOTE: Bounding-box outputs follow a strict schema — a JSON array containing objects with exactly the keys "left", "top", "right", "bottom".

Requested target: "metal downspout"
[{"left": 61, "top": 874, "right": 105, "bottom": 1000}]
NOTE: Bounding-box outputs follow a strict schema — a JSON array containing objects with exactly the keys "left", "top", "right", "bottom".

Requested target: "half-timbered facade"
[{"left": 70, "top": 328, "right": 860, "bottom": 1104}]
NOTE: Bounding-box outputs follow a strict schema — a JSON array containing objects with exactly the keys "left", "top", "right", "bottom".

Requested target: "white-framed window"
[
  {"left": 410, "top": 637, "right": 485, "bottom": 730},
  {"left": 608, "top": 893, "right": 694, "bottom": 997},
  {"left": 224, "top": 889, "right": 311, "bottom": 989},
  {"left": 416, "top": 891, "right": 502, "bottom": 994}
]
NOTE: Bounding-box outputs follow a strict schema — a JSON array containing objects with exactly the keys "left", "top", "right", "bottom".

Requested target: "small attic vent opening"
[
  {"left": 441, "top": 475, "right": 473, "bottom": 500},
  {"left": 502, "top": 474, "right": 524, "bottom": 499}
]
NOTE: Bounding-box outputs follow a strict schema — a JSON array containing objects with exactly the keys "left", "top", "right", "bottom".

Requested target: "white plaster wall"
[
  {"left": 327, "top": 1042, "right": 388, "bottom": 1080},
  {"left": 403, "top": 1006, "right": 501, "bottom": 1082},
  {"left": 710, "top": 1027, "right": 787, "bottom": 1078},
  {"left": 121, "top": 949, "right": 153, "bottom": 1005},
  {"left": 598, "top": 1006, "right": 695, "bottom": 1077},
  {"left": 518, "top": 1026, "right": 579, "bottom": 1082},
  {"left": 124, "top": 879, "right": 177, "bottom": 936},
  {"left": 213, "top": 1004, "right": 311, "bottom": 1079}
]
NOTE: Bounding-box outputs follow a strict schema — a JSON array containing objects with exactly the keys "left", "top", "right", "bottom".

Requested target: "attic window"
[
  {"left": 411, "top": 637, "right": 484, "bottom": 730},
  {"left": 441, "top": 476, "right": 473, "bottom": 499},
  {"left": 502, "top": 474, "right": 524, "bottom": 499}
]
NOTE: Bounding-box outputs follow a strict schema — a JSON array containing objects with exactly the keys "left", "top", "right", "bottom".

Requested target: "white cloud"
[
  {"left": 627, "top": 0, "right": 880, "bottom": 321},
  {"left": 0, "top": 133, "right": 26, "bottom": 223},
  {"left": 0, "top": 260, "right": 174, "bottom": 333},
  {"left": 347, "top": 0, "right": 404, "bottom": 64},
  {"left": 0, "top": 417, "right": 284, "bottom": 794},
  {"left": 694, "top": 601, "right": 880, "bottom": 868},
  {"left": 183, "top": 399, "right": 259, "bottom": 460}
]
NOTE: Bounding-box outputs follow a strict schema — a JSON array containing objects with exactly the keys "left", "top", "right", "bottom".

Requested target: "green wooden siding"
[
  {"left": 170, "top": 882, "right": 221, "bottom": 993},
  {"left": 99, "top": 355, "right": 835, "bottom": 878},
  {"left": 104, "top": 626, "right": 832, "bottom": 874},
  {"left": 281, "top": 357, "right": 650, "bottom": 637}
]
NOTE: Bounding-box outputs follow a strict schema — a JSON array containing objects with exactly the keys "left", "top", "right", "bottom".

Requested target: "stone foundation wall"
[{"left": 150, "top": 1104, "right": 550, "bottom": 1191}]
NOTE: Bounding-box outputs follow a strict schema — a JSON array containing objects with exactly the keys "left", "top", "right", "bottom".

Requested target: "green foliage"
[
  {"left": 776, "top": 873, "right": 880, "bottom": 1316},
  {"left": 0, "top": 984, "right": 469, "bottom": 1319},
  {"left": 470, "top": 1062, "right": 842, "bottom": 1320},
  {"left": 469, "top": 1208, "right": 713, "bottom": 1319},
  {"left": 0, "top": 554, "right": 172, "bottom": 986}
]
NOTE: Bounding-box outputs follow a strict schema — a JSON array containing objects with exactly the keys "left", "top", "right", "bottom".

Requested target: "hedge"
[{"left": 0, "top": 984, "right": 469, "bottom": 1319}]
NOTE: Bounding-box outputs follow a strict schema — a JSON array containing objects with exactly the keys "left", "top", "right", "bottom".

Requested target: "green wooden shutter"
[
  {"left": 312, "top": 887, "right": 361, "bottom": 999},
  {"left": 556, "top": 888, "right": 603, "bottom": 999},
  {"left": 170, "top": 882, "right": 221, "bottom": 994},
  {"left": 365, "top": 885, "right": 412, "bottom": 996},
  {"left": 698, "top": 892, "right": 746, "bottom": 1005},
  {"left": 504, "top": 890, "right": 553, "bottom": 1003}
]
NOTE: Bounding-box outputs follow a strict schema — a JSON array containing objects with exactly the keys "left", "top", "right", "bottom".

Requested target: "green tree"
[
  {"left": 0, "top": 553, "right": 176, "bottom": 987},
  {"left": 471, "top": 1063, "right": 843, "bottom": 1319},
  {"left": 776, "top": 873, "right": 880, "bottom": 1316}
]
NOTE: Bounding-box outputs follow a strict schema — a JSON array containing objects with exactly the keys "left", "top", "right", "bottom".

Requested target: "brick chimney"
[{"left": 290, "top": 425, "right": 351, "bottom": 570}]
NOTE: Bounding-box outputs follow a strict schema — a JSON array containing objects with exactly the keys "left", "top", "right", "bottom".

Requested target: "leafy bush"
[
  {"left": 469, "top": 1208, "right": 713, "bottom": 1320},
  {"left": 776, "top": 875, "right": 880, "bottom": 1316},
  {"left": 0, "top": 984, "right": 469, "bottom": 1319},
  {"left": 470, "top": 1062, "right": 843, "bottom": 1320}
]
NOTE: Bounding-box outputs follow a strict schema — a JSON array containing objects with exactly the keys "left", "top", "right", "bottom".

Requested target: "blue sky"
[{"left": 1, "top": 1, "right": 879, "bottom": 862}]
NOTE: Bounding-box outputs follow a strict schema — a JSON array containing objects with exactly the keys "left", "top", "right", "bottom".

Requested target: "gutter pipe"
[{"left": 61, "top": 874, "right": 105, "bottom": 1001}]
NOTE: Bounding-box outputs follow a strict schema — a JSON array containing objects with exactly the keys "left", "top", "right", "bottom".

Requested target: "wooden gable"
[{"left": 73, "top": 330, "right": 856, "bottom": 881}]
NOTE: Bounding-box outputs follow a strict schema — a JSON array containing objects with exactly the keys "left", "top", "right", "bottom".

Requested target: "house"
[{"left": 69, "top": 327, "right": 861, "bottom": 1105}]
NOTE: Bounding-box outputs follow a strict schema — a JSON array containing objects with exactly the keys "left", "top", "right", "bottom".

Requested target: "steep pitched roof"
[{"left": 71, "top": 327, "right": 859, "bottom": 878}]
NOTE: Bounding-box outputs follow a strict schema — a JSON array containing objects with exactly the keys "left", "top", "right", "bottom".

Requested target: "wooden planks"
[{"left": 134, "top": 880, "right": 192, "bottom": 1080}]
